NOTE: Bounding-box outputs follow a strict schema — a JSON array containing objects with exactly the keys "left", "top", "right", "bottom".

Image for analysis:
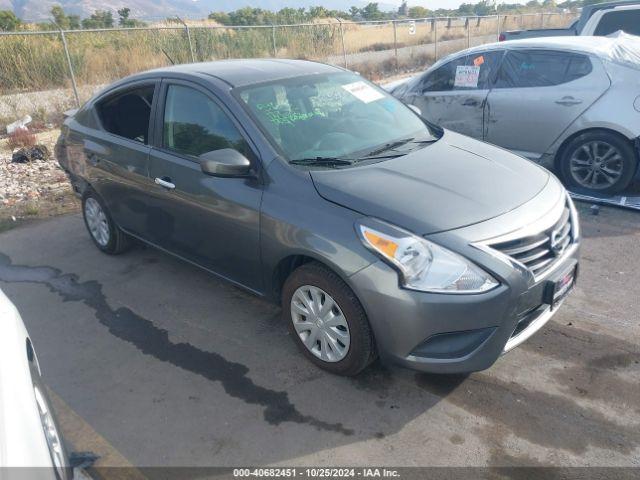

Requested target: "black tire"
[
  {"left": 558, "top": 131, "right": 638, "bottom": 194},
  {"left": 81, "top": 189, "right": 130, "bottom": 255},
  {"left": 282, "top": 262, "right": 376, "bottom": 376}
]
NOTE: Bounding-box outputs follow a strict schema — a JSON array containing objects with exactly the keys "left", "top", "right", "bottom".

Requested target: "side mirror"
[
  {"left": 406, "top": 104, "right": 422, "bottom": 116},
  {"left": 199, "top": 149, "right": 252, "bottom": 177}
]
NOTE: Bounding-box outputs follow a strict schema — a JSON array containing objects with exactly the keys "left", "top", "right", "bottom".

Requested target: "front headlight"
[{"left": 356, "top": 219, "right": 499, "bottom": 293}]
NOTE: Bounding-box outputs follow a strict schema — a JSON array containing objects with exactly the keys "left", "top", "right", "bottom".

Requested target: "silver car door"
[
  {"left": 484, "top": 50, "right": 611, "bottom": 160},
  {"left": 404, "top": 50, "right": 503, "bottom": 140}
]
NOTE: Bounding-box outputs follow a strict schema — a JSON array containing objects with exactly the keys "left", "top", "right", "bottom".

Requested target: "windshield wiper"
[
  {"left": 363, "top": 137, "right": 416, "bottom": 157},
  {"left": 290, "top": 157, "right": 354, "bottom": 167}
]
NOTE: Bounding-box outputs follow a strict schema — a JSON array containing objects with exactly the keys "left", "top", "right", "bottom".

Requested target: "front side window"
[
  {"left": 494, "top": 50, "right": 592, "bottom": 88},
  {"left": 163, "top": 85, "right": 250, "bottom": 158},
  {"left": 238, "top": 72, "right": 438, "bottom": 162},
  {"left": 97, "top": 85, "right": 154, "bottom": 143},
  {"left": 594, "top": 10, "right": 640, "bottom": 36},
  {"left": 421, "top": 51, "right": 503, "bottom": 92}
]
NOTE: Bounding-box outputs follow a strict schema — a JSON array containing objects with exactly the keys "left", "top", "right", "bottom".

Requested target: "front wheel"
[
  {"left": 282, "top": 262, "right": 376, "bottom": 376},
  {"left": 558, "top": 132, "right": 637, "bottom": 194}
]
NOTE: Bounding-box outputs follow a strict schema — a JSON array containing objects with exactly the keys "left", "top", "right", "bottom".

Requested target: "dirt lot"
[
  {"left": 0, "top": 129, "right": 79, "bottom": 233},
  {"left": 0, "top": 203, "right": 638, "bottom": 475}
]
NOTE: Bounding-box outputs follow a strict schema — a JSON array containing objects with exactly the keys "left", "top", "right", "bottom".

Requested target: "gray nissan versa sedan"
[{"left": 56, "top": 59, "right": 580, "bottom": 376}]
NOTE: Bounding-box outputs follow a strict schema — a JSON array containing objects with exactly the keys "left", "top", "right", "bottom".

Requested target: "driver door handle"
[
  {"left": 155, "top": 177, "right": 175, "bottom": 190},
  {"left": 555, "top": 96, "right": 582, "bottom": 107}
]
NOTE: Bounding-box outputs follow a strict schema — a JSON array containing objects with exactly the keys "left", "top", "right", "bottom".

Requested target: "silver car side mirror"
[{"left": 199, "top": 149, "right": 252, "bottom": 177}]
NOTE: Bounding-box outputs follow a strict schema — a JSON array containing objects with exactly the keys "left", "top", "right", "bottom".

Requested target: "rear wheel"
[
  {"left": 282, "top": 262, "right": 376, "bottom": 376},
  {"left": 82, "top": 190, "right": 130, "bottom": 254},
  {"left": 558, "top": 131, "right": 637, "bottom": 194}
]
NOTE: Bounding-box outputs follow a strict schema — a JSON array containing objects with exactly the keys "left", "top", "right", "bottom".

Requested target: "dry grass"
[
  {"left": 0, "top": 12, "right": 575, "bottom": 97},
  {"left": 6, "top": 129, "right": 37, "bottom": 149}
]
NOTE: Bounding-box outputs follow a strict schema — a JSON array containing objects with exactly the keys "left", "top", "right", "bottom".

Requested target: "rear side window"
[
  {"left": 594, "top": 10, "right": 640, "bottom": 36},
  {"left": 96, "top": 85, "right": 155, "bottom": 143},
  {"left": 163, "top": 84, "right": 250, "bottom": 158},
  {"left": 421, "top": 51, "right": 503, "bottom": 92},
  {"left": 494, "top": 50, "right": 592, "bottom": 88}
]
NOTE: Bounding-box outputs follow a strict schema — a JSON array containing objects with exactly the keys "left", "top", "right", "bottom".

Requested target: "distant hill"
[{"left": 2, "top": 0, "right": 400, "bottom": 22}]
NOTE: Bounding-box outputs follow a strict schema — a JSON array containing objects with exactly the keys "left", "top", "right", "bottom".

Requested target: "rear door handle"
[
  {"left": 155, "top": 177, "right": 175, "bottom": 190},
  {"left": 555, "top": 96, "right": 582, "bottom": 106},
  {"left": 462, "top": 98, "right": 480, "bottom": 107}
]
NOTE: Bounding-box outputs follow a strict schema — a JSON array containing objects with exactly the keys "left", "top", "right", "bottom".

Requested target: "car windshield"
[{"left": 237, "top": 72, "right": 439, "bottom": 164}]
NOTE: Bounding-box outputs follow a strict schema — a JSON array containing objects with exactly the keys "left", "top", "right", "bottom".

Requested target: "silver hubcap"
[
  {"left": 84, "top": 197, "right": 110, "bottom": 247},
  {"left": 569, "top": 141, "right": 624, "bottom": 190},
  {"left": 33, "top": 385, "right": 66, "bottom": 477},
  {"left": 290, "top": 285, "right": 350, "bottom": 362}
]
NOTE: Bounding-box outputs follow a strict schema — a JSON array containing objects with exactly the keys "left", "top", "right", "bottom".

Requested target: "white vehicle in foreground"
[{"left": 0, "top": 288, "right": 71, "bottom": 480}]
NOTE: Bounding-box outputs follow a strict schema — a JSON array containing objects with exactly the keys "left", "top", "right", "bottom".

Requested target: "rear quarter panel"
[{"left": 544, "top": 60, "right": 640, "bottom": 161}]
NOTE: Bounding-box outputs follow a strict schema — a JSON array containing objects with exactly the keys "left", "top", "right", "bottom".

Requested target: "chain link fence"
[{"left": 0, "top": 12, "right": 576, "bottom": 125}]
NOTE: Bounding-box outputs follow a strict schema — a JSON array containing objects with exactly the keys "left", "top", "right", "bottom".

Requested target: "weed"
[{"left": 7, "top": 129, "right": 37, "bottom": 150}]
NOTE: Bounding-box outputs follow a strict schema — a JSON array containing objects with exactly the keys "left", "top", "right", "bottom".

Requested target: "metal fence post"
[
  {"left": 434, "top": 17, "right": 438, "bottom": 61},
  {"left": 466, "top": 17, "right": 470, "bottom": 49},
  {"left": 496, "top": 14, "right": 500, "bottom": 40},
  {"left": 54, "top": 23, "right": 80, "bottom": 108},
  {"left": 177, "top": 17, "right": 195, "bottom": 62},
  {"left": 271, "top": 25, "right": 277, "bottom": 57},
  {"left": 392, "top": 20, "right": 398, "bottom": 72},
  {"left": 337, "top": 19, "right": 347, "bottom": 69}
]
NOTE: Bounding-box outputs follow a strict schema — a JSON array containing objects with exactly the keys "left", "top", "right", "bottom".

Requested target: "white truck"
[{"left": 499, "top": 1, "right": 640, "bottom": 41}]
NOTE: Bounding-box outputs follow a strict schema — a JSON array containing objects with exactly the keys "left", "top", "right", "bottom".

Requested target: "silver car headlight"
[{"left": 356, "top": 219, "right": 499, "bottom": 294}]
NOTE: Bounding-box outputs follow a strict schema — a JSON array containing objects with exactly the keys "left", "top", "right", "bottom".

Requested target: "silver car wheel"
[
  {"left": 84, "top": 197, "right": 110, "bottom": 247},
  {"left": 290, "top": 285, "right": 350, "bottom": 362},
  {"left": 33, "top": 385, "right": 66, "bottom": 478},
  {"left": 569, "top": 141, "right": 624, "bottom": 190}
]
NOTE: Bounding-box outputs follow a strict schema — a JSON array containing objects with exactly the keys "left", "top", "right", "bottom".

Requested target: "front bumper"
[{"left": 348, "top": 244, "right": 579, "bottom": 374}]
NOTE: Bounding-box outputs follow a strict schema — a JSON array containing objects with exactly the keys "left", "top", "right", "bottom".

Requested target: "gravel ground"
[{"left": 0, "top": 129, "right": 79, "bottom": 230}]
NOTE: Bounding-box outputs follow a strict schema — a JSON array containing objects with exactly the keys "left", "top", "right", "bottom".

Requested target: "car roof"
[
  {"left": 463, "top": 35, "right": 628, "bottom": 56},
  {"left": 140, "top": 58, "right": 344, "bottom": 88}
]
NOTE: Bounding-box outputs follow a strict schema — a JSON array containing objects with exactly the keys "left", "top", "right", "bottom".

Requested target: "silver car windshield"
[{"left": 238, "top": 72, "right": 439, "bottom": 163}]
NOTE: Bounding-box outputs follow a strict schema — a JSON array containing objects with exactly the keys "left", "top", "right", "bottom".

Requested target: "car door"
[
  {"left": 403, "top": 50, "right": 503, "bottom": 140},
  {"left": 484, "top": 49, "right": 611, "bottom": 160},
  {"left": 146, "top": 80, "right": 263, "bottom": 292},
  {"left": 86, "top": 81, "right": 158, "bottom": 236}
]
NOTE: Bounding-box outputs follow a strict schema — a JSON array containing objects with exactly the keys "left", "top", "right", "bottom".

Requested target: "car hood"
[{"left": 310, "top": 130, "right": 550, "bottom": 235}]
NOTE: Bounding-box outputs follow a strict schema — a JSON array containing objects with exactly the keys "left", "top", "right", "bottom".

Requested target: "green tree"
[
  {"left": 349, "top": 6, "right": 361, "bottom": 18},
  {"left": 208, "top": 12, "right": 231, "bottom": 24},
  {"left": 82, "top": 10, "right": 114, "bottom": 29},
  {"left": 309, "top": 6, "right": 330, "bottom": 18},
  {"left": 0, "top": 10, "right": 20, "bottom": 31},
  {"left": 51, "top": 5, "right": 70, "bottom": 29},
  {"left": 408, "top": 6, "right": 431, "bottom": 18},
  {"left": 68, "top": 14, "right": 81, "bottom": 29},
  {"left": 361, "top": 3, "right": 384, "bottom": 20},
  {"left": 118, "top": 7, "right": 130, "bottom": 26}
]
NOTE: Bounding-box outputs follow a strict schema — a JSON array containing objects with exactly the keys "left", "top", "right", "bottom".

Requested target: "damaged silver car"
[{"left": 391, "top": 34, "right": 640, "bottom": 194}]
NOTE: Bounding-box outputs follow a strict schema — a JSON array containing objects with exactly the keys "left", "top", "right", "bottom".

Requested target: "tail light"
[{"left": 498, "top": 33, "right": 506, "bottom": 42}]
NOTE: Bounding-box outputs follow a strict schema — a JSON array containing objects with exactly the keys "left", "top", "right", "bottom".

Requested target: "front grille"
[{"left": 490, "top": 205, "right": 573, "bottom": 277}]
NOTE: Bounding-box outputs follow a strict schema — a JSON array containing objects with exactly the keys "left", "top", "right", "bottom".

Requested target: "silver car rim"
[
  {"left": 290, "top": 285, "right": 350, "bottom": 363},
  {"left": 33, "top": 385, "right": 66, "bottom": 478},
  {"left": 84, "top": 197, "right": 110, "bottom": 247},
  {"left": 569, "top": 141, "right": 624, "bottom": 190}
]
